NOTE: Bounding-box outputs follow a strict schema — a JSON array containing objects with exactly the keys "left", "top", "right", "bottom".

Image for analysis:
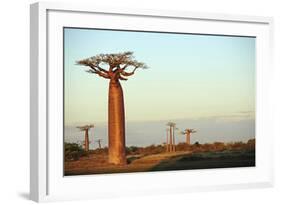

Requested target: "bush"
[
  {"left": 126, "top": 146, "right": 140, "bottom": 155},
  {"left": 194, "top": 141, "right": 200, "bottom": 146},
  {"left": 64, "top": 142, "right": 86, "bottom": 161}
]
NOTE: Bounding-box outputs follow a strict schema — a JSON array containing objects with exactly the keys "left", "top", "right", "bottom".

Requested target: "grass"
[{"left": 64, "top": 139, "right": 255, "bottom": 175}]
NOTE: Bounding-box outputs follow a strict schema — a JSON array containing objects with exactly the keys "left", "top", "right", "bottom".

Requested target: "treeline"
[
  {"left": 65, "top": 139, "right": 255, "bottom": 161},
  {"left": 125, "top": 139, "right": 255, "bottom": 155}
]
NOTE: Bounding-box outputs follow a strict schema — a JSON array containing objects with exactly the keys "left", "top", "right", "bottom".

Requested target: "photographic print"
[{"left": 63, "top": 28, "right": 255, "bottom": 176}]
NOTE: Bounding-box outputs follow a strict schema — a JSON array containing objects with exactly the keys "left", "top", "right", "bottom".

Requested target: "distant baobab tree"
[
  {"left": 181, "top": 129, "right": 197, "bottom": 145},
  {"left": 166, "top": 128, "right": 169, "bottom": 152},
  {"left": 77, "top": 52, "right": 147, "bottom": 165},
  {"left": 76, "top": 125, "right": 94, "bottom": 152},
  {"left": 174, "top": 127, "right": 179, "bottom": 151},
  {"left": 95, "top": 139, "right": 102, "bottom": 149},
  {"left": 166, "top": 122, "right": 176, "bottom": 152}
]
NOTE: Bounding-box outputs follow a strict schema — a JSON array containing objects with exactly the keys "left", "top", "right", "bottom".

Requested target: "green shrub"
[{"left": 64, "top": 142, "right": 86, "bottom": 161}]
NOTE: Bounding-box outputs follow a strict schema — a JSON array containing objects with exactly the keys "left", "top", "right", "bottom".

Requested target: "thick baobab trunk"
[
  {"left": 108, "top": 80, "right": 127, "bottom": 165},
  {"left": 84, "top": 129, "right": 89, "bottom": 152},
  {"left": 186, "top": 133, "right": 191, "bottom": 145}
]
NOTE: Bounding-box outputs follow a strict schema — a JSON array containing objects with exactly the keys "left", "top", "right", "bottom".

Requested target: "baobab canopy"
[
  {"left": 76, "top": 51, "right": 148, "bottom": 81},
  {"left": 166, "top": 122, "right": 176, "bottom": 127},
  {"left": 182, "top": 129, "right": 197, "bottom": 134},
  {"left": 76, "top": 124, "right": 94, "bottom": 131}
]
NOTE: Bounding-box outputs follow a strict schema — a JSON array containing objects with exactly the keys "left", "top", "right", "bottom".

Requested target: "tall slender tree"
[
  {"left": 181, "top": 129, "right": 197, "bottom": 145},
  {"left": 95, "top": 139, "right": 102, "bottom": 149},
  {"left": 77, "top": 52, "right": 147, "bottom": 165},
  {"left": 166, "top": 122, "right": 176, "bottom": 152},
  {"left": 173, "top": 127, "right": 179, "bottom": 151},
  {"left": 166, "top": 128, "right": 169, "bottom": 152},
  {"left": 76, "top": 124, "right": 94, "bottom": 152}
]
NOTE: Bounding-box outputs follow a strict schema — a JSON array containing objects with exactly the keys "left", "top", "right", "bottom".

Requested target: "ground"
[{"left": 64, "top": 149, "right": 255, "bottom": 176}]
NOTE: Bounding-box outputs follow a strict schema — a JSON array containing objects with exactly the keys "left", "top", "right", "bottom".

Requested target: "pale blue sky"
[{"left": 64, "top": 28, "right": 255, "bottom": 126}]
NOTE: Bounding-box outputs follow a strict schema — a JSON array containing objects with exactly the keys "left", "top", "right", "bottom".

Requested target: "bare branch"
[
  {"left": 120, "top": 64, "right": 129, "bottom": 70},
  {"left": 86, "top": 70, "right": 97, "bottom": 74},
  {"left": 82, "top": 61, "right": 109, "bottom": 74},
  {"left": 88, "top": 65, "right": 99, "bottom": 72},
  {"left": 94, "top": 64, "right": 108, "bottom": 73},
  {"left": 121, "top": 67, "right": 138, "bottom": 77},
  {"left": 96, "top": 71, "right": 110, "bottom": 79},
  {"left": 86, "top": 68, "right": 110, "bottom": 79},
  {"left": 119, "top": 75, "right": 128, "bottom": 81}
]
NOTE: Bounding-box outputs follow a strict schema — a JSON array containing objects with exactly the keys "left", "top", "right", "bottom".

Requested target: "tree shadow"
[
  {"left": 127, "top": 155, "right": 142, "bottom": 164},
  {"left": 149, "top": 151, "right": 255, "bottom": 172}
]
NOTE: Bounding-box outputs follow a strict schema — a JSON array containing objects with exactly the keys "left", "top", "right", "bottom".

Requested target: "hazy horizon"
[{"left": 64, "top": 115, "right": 255, "bottom": 148}]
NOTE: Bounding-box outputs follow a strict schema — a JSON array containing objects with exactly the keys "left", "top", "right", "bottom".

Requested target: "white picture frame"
[{"left": 30, "top": 2, "right": 274, "bottom": 202}]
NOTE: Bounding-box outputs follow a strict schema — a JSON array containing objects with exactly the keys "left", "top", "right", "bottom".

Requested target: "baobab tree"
[
  {"left": 166, "top": 122, "right": 176, "bottom": 152},
  {"left": 166, "top": 128, "right": 169, "bottom": 152},
  {"left": 76, "top": 124, "right": 94, "bottom": 152},
  {"left": 95, "top": 139, "right": 102, "bottom": 149},
  {"left": 173, "top": 127, "right": 179, "bottom": 151},
  {"left": 181, "top": 129, "right": 197, "bottom": 145},
  {"left": 77, "top": 52, "right": 147, "bottom": 165}
]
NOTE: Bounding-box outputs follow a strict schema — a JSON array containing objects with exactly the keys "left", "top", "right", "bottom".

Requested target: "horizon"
[{"left": 64, "top": 117, "right": 255, "bottom": 148}]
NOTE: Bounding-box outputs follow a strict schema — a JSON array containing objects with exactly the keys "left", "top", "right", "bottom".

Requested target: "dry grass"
[{"left": 64, "top": 139, "right": 255, "bottom": 175}]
